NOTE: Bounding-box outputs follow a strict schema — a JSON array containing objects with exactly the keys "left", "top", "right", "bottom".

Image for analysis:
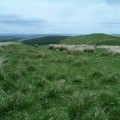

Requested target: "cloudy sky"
[{"left": 0, "top": 0, "right": 120, "bottom": 34}]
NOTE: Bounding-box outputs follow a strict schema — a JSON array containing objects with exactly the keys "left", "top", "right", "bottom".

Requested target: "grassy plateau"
[{"left": 0, "top": 34, "right": 120, "bottom": 120}]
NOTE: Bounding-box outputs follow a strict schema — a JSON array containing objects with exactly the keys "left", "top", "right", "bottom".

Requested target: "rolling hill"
[
  {"left": 22, "top": 36, "right": 69, "bottom": 45},
  {"left": 61, "top": 34, "right": 120, "bottom": 45}
]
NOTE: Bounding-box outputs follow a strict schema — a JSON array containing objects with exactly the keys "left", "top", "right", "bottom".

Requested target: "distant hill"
[
  {"left": 0, "top": 36, "right": 20, "bottom": 42},
  {"left": 61, "top": 33, "right": 120, "bottom": 45},
  {"left": 22, "top": 36, "right": 69, "bottom": 45},
  {"left": 0, "top": 38, "right": 20, "bottom": 42},
  {"left": 0, "top": 34, "right": 46, "bottom": 42}
]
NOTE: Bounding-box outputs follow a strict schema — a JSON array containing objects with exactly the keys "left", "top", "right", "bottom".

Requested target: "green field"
[{"left": 0, "top": 35, "right": 120, "bottom": 120}]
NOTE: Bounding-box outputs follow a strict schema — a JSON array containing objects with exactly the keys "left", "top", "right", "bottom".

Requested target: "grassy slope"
[
  {"left": 0, "top": 43, "right": 120, "bottom": 120},
  {"left": 61, "top": 34, "right": 120, "bottom": 45},
  {"left": 23, "top": 36, "right": 69, "bottom": 45}
]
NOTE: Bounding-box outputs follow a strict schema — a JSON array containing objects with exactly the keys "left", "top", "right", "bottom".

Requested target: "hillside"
[
  {"left": 22, "top": 36, "right": 69, "bottom": 45},
  {"left": 61, "top": 34, "right": 120, "bottom": 45},
  {"left": 0, "top": 41, "right": 120, "bottom": 119}
]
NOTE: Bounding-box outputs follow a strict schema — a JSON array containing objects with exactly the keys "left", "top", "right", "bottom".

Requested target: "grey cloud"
[{"left": 0, "top": 15, "right": 47, "bottom": 26}]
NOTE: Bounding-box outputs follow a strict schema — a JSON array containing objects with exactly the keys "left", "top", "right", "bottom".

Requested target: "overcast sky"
[{"left": 0, "top": 0, "right": 120, "bottom": 34}]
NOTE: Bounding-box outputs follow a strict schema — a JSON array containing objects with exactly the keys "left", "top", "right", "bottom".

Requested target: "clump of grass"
[
  {"left": 9, "top": 70, "right": 22, "bottom": 80},
  {"left": 100, "top": 73, "right": 120, "bottom": 85},
  {"left": 66, "top": 55, "right": 75, "bottom": 62},
  {"left": 1, "top": 80, "right": 15, "bottom": 91},
  {"left": 67, "top": 92, "right": 96, "bottom": 120},
  {"left": 91, "top": 70, "right": 105, "bottom": 79},
  {"left": 99, "top": 93, "right": 120, "bottom": 120},
  {"left": 45, "top": 72, "right": 56, "bottom": 81},
  {"left": 34, "top": 78, "right": 47, "bottom": 88},
  {"left": 39, "top": 80, "right": 72, "bottom": 109},
  {"left": 74, "top": 58, "right": 84, "bottom": 66},
  {"left": 0, "top": 47, "right": 4, "bottom": 52},
  {"left": 81, "top": 107, "right": 108, "bottom": 120},
  {"left": 35, "top": 52, "right": 50, "bottom": 59},
  {"left": 0, "top": 72, "right": 5, "bottom": 81},
  {"left": 55, "top": 73, "right": 70, "bottom": 81},
  {"left": 50, "top": 57, "right": 63, "bottom": 63},
  {"left": 27, "top": 65, "right": 36, "bottom": 72},
  {"left": 44, "top": 107, "right": 69, "bottom": 120},
  {"left": 71, "top": 75, "right": 85, "bottom": 84},
  {"left": 43, "top": 81, "right": 69, "bottom": 99},
  {"left": 0, "top": 58, "right": 6, "bottom": 81},
  {"left": 0, "top": 92, "right": 34, "bottom": 117}
]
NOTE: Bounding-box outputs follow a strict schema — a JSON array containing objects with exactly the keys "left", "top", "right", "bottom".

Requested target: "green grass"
[
  {"left": 0, "top": 42, "right": 120, "bottom": 120},
  {"left": 61, "top": 34, "right": 120, "bottom": 45}
]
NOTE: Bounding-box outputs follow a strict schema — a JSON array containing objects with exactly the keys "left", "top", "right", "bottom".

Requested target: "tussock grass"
[
  {"left": 100, "top": 73, "right": 120, "bottom": 85},
  {"left": 71, "top": 76, "right": 85, "bottom": 85},
  {"left": 0, "top": 43, "right": 120, "bottom": 119},
  {"left": 67, "top": 92, "right": 97, "bottom": 120},
  {"left": 74, "top": 58, "right": 84, "bottom": 66},
  {"left": 91, "top": 70, "right": 105, "bottom": 79},
  {"left": 0, "top": 71, "right": 5, "bottom": 81}
]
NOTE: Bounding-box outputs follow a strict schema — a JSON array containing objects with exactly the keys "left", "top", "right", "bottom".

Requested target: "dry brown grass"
[
  {"left": 48, "top": 44, "right": 95, "bottom": 52},
  {"left": 97, "top": 46, "right": 120, "bottom": 55},
  {"left": 48, "top": 44, "right": 120, "bottom": 55}
]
